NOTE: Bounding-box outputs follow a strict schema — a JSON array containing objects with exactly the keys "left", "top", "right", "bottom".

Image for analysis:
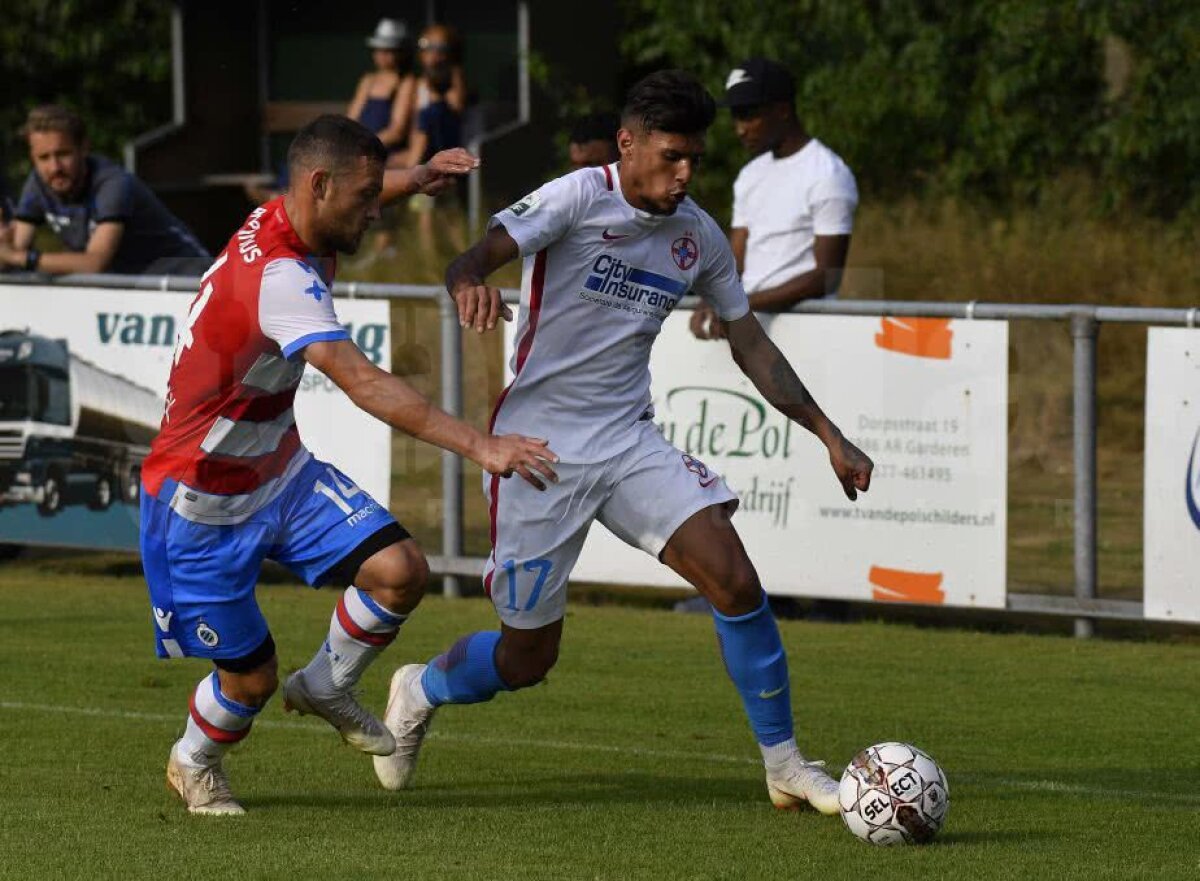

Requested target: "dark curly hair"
[{"left": 621, "top": 69, "right": 716, "bottom": 136}]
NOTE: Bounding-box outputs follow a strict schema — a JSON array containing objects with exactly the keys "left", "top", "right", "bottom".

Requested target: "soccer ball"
[{"left": 838, "top": 742, "right": 949, "bottom": 846}]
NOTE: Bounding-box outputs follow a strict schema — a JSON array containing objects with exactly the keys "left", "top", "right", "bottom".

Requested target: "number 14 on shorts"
[{"left": 500, "top": 558, "right": 552, "bottom": 612}]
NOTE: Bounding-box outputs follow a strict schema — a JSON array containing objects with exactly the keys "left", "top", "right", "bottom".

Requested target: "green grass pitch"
[{"left": 0, "top": 559, "right": 1198, "bottom": 880}]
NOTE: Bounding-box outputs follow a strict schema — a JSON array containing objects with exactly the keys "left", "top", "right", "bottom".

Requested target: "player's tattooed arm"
[
  {"left": 445, "top": 224, "right": 520, "bottom": 333},
  {"left": 726, "top": 313, "right": 873, "bottom": 500}
]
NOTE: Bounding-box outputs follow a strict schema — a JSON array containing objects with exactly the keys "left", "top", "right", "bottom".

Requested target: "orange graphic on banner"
[
  {"left": 874, "top": 317, "right": 953, "bottom": 359},
  {"left": 869, "top": 566, "right": 946, "bottom": 604}
]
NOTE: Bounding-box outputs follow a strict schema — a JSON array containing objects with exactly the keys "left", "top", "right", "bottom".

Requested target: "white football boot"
[
  {"left": 373, "top": 664, "right": 436, "bottom": 791},
  {"left": 166, "top": 744, "right": 245, "bottom": 816},
  {"left": 282, "top": 669, "right": 396, "bottom": 756},
  {"left": 766, "top": 757, "right": 842, "bottom": 815}
]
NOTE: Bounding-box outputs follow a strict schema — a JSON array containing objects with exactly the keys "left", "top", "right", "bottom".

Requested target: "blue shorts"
[{"left": 140, "top": 455, "right": 406, "bottom": 662}]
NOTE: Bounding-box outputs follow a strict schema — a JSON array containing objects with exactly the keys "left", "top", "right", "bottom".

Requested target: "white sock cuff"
[
  {"left": 190, "top": 672, "right": 257, "bottom": 738},
  {"left": 334, "top": 587, "right": 404, "bottom": 645},
  {"left": 760, "top": 737, "right": 800, "bottom": 769}
]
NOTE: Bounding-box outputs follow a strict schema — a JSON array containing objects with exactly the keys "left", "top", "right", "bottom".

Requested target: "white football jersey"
[{"left": 489, "top": 162, "right": 750, "bottom": 463}]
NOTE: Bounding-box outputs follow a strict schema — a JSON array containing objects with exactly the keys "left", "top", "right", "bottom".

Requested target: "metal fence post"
[
  {"left": 1070, "top": 311, "right": 1099, "bottom": 637},
  {"left": 439, "top": 295, "right": 464, "bottom": 598}
]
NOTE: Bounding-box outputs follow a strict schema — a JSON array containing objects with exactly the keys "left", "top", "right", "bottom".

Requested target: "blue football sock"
[
  {"left": 712, "top": 594, "right": 794, "bottom": 747},
  {"left": 420, "top": 631, "right": 512, "bottom": 707}
]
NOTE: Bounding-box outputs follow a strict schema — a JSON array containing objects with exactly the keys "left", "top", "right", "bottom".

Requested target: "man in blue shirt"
[{"left": 0, "top": 105, "right": 209, "bottom": 276}]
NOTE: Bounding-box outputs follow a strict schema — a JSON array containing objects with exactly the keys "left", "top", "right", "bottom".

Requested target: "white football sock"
[
  {"left": 176, "top": 672, "right": 259, "bottom": 768},
  {"left": 301, "top": 587, "right": 406, "bottom": 697},
  {"left": 761, "top": 737, "right": 800, "bottom": 772}
]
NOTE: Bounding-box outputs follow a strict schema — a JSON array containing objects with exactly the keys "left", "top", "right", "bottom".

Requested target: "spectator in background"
[
  {"left": 0, "top": 105, "right": 209, "bottom": 276},
  {"left": 0, "top": 149, "right": 13, "bottom": 245},
  {"left": 404, "top": 25, "right": 468, "bottom": 258},
  {"left": 402, "top": 63, "right": 463, "bottom": 170},
  {"left": 567, "top": 112, "right": 620, "bottom": 169},
  {"left": 413, "top": 23, "right": 466, "bottom": 122},
  {"left": 690, "top": 58, "right": 857, "bottom": 340},
  {"left": 348, "top": 18, "right": 416, "bottom": 156}
]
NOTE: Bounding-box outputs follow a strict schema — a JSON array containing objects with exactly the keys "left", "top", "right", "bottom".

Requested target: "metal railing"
[{"left": 3, "top": 272, "right": 1197, "bottom": 634}]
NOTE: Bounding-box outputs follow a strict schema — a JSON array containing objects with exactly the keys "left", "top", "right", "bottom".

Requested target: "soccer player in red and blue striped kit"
[{"left": 140, "top": 116, "right": 558, "bottom": 815}]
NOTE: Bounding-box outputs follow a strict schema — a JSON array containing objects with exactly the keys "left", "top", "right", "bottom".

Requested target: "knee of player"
[
  {"left": 219, "top": 657, "right": 278, "bottom": 708},
  {"left": 361, "top": 542, "right": 429, "bottom": 612},
  {"left": 708, "top": 564, "right": 763, "bottom": 617},
  {"left": 501, "top": 641, "right": 559, "bottom": 689}
]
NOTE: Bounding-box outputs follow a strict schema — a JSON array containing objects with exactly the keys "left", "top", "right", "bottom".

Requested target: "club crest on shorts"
[
  {"left": 671, "top": 235, "right": 698, "bottom": 271},
  {"left": 195, "top": 621, "right": 220, "bottom": 648},
  {"left": 681, "top": 453, "right": 718, "bottom": 488}
]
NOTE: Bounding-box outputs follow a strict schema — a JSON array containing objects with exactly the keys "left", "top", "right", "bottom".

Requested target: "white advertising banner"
[
  {"left": 0, "top": 285, "right": 390, "bottom": 550},
  {"left": 505, "top": 312, "right": 1008, "bottom": 608},
  {"left": 1144, "top": 328, "right": 1200, "bottom": 622}
]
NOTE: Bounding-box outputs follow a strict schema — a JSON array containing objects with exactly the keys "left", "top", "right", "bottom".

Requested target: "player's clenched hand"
[
  {"left": 481, "top": 435, "right": 559, "bottom": 490},
  {"left": 688, "top": 302, "right": 724, "bottom": 340},
  {"left": 828, "top": 433, "right": 873, "bottom": 501},
  {"left": 414, "top": 148, "right": 480, "bottom": 196},
  {"left": 452, "top": 283, "right": 512, "bottom": 333}
]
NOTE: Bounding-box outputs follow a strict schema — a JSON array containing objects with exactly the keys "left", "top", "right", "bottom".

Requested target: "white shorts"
[{"left": 482, "top": 419, "right": 739, "bottom": 629}]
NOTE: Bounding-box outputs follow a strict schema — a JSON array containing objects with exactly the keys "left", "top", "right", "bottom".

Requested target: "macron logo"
[
  {"left": 725, "top": 69, "right": 752, "bottom": 90},
  {"left": 153, "top": 607, "right": 174, "bottom": 633}
]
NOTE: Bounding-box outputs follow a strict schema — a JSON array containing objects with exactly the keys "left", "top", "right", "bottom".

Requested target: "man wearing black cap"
[{"left": 691, "top": 58, "right": 857, "bottom": 340}]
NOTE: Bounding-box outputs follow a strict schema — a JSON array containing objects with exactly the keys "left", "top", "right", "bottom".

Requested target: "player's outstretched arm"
[
  {"left": 445, "top": 224, "right": 520, "bottom": 333},
  {"left": 380, "top": 148, "right": 480, "bottom": 204},
  {"left": 725, "top": 313, "right": 873, "bottom": 501},
  {"left": 303, "top": 338, "right": 558, "bottom": 489}
]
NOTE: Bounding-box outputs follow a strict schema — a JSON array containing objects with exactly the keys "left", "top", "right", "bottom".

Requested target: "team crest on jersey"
[
  {"left": 671, "top": 236, "right": 698, "bottom": 271},
  {"left": 195, "top": 621, "right": 220, "bottom": 648},
  {"left": 508, "top": 191, "right": 542, "bottom": 217}
]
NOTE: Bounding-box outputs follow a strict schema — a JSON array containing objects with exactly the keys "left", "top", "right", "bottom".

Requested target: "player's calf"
[
  {"left": 168, "top": 668, "right": 269, "bottom": 815},
  {"left": 494, "top": 624, "right": 560, "bottom": 688}
]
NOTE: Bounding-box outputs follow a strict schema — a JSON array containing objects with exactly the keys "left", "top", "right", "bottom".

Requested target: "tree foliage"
[
  {"left": 0, "top": 0, "right": 171, "bottom": 194},
  {"left": 620, "top": 0, "right": 1199, "bottom": 219}
]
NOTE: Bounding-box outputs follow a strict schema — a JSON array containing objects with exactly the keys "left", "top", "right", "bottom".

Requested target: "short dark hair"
[
  {"left": 287, "top": 115, "right": 387, "bottom": 177},
  {"left": 569, "top": 112, "right": 620, "bottom": 145},
  {"left": 621, "top": 70, "right": 716, "bottom": 136},
  {"left": 22, "top": 105, "right": 87, "bottom": 146}
]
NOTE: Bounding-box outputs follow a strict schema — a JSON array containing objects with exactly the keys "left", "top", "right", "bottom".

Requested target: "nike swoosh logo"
[
  {"left": 602, "top": 229, "right": 630, "bottom": 241},
  {"left": 758, "top": 686, "right": 786, "bottom": 699},
  {"left": 698, "top": 476, "right": 718, "bottom": 488}
]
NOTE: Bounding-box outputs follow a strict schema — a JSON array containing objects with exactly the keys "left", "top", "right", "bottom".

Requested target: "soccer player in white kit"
[{"left": 373, "top": 71, "right": 874, "bottom": 814}]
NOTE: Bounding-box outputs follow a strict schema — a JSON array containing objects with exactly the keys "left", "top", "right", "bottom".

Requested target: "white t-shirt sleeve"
[
  {"left": 488, "top": 171, "right": 586, "bottom": 257},
  {"left": 694, "top": 220, "right": 751, "bottom": 322},
  {"left": 258, "top": 258, "right": 350, "bottom": 360},
  {"left": 730, "top": 168, "right": 750, "bottom": 230},
  {"left": 809, "top": 165, "right": 859, "bottom": 236}
]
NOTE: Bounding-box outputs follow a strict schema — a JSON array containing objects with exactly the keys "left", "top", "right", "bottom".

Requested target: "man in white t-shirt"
[
  {"left": 691, "top": 58, "right": 858, "bottom": 340},
  {"left": 373, "top": 70, "right": 874, "bottom": 815}
]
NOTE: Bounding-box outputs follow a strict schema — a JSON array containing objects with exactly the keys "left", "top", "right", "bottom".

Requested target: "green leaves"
[
  {"left": 617, "top": 0, "right": 1200, "bottom": 218},
  {"left": 1, "top": 0, "right": 170, "bottom": 187}
]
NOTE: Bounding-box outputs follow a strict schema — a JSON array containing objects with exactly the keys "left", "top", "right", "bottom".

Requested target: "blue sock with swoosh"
[
  {"left": 420, "top": 631, "right": 512, "bottom": 706},
  {"left": 712, "top": 594, "right": 793, "bottom": 747}
]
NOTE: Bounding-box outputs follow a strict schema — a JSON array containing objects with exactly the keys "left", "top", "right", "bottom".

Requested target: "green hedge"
[
  {"left": 1, "top": 0, "right": 170, "bottom": 195},
  {"left": 621, "top": 0, "right": 1200, "bottom": 220}
]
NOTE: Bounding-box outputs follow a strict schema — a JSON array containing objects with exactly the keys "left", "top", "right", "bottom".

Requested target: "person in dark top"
[
  {"left": 403, "top": 62, "right": 462, "bottom": 167},
  {"left": 0, "top": 105, "right": 210, "bottom": 275},
  {"left": 567, "top": 112, "right": 620, "bottom": 169},
  {"left": 347, "top": 18, "right": 416, "bottom": 155}
]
